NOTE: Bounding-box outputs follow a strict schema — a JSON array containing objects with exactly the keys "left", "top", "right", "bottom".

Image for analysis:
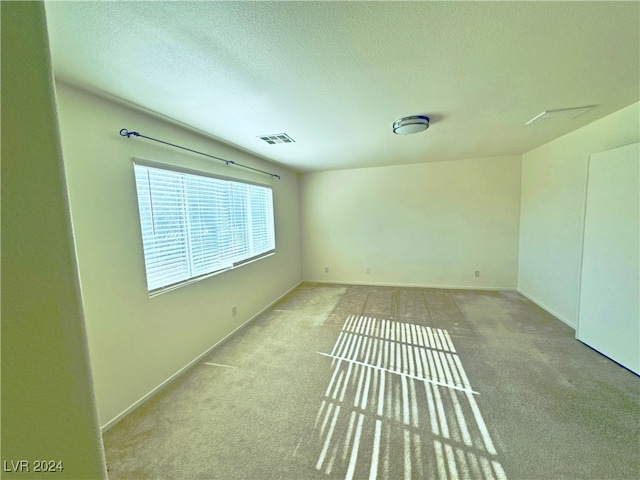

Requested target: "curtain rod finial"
[{"left": 119, "top": 129, "right": 139, "bottom": 138}]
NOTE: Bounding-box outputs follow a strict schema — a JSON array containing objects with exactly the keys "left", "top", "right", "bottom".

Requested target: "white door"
[{"left": 577, "top": 142, "right": 639, "bottom": 375}]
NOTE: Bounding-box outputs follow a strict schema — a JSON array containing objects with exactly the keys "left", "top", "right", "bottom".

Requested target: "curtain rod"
[{"left": 119, "top": 129, "right": 281, "bottom": 180}]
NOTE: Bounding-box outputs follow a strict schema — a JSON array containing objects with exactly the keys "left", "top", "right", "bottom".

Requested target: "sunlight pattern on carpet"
[{"left": 313, "top": 315, "right": 506, "bottom": 480}]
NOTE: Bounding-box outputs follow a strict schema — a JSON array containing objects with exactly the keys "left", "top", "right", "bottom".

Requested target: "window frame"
[{"left": 132, "top": 158, "right": 276, "bottom": 296}]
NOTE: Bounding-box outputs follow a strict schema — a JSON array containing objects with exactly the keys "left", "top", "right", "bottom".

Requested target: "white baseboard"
[
  {"left": 304, "top": 279, "right": 516, "bottom": 291},
  {"left": 516, "top": 288, "right": 576, "bottom": 330},
  {"left": 100, "top": 280, "right": 303, "bottom": 433}
]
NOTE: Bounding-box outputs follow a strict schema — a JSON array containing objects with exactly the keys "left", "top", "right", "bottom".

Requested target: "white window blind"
[{"left": 134, "top": 161, "right": 275, "bottom": 294}]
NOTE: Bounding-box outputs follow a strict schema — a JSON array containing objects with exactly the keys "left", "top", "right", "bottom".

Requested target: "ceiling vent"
[
  {"left": 526, "top": 106, "right": 596, "bottom": 126},
  {"left": 258, "top": 133, "right": 295, "bottom": 145}
]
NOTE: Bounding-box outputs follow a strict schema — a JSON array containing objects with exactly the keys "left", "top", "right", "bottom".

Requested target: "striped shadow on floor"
[{"left": 313, "top": 315, "right": 506, "bottom": 480}]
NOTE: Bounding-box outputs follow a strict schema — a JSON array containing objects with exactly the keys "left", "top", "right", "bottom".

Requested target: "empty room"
[{"left": 3, "top": 1, "right": 639, "bottom": 479}]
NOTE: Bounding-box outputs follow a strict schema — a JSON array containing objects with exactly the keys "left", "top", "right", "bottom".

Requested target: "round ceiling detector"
[{"left": 393, "top": 115, "right": 430, "bottom": 135}]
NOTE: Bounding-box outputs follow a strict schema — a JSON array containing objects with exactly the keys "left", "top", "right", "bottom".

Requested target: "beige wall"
[
  {"left": 1, "top": 3, "right": 107, "bottom": 477},
  {"left": 301, "top": 156, "right": 522, "bottom": 289},
  {"left": 518, "top": 102, "right": 640, "bottom": 328},
  {"left": 54, "top": 83, "right": 302, "bottom": 428}
]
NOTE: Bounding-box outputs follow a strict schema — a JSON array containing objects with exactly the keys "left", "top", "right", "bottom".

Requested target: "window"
[{"left": 133, "top": 160, "right": 275, "bottom": 294}]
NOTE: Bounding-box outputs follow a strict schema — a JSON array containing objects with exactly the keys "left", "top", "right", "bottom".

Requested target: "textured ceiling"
[{"left": 44, "top": 1, "right": 639, "bottom": 172}]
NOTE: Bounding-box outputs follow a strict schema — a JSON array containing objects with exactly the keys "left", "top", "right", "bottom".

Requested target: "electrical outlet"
[
  {"left": 366, "top": 267, "right": 371, "bottom": 274},
  {"left": 475, "top": 270, "right": 480, "bottom": 277},
  {"left": 232, "top": 305, "right": 237, "bottom": 317},
  {"left": 324, "top": 266, "right": 329, "bottom": 273}
]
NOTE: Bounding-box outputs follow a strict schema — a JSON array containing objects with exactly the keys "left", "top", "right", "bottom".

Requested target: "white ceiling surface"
[{"left": 45, "top": 1, "right": 639, "bottom": 173}]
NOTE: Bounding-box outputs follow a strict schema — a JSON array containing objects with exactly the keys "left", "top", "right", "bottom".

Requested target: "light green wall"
[
  {"left": 1, "top": 2, "right": 107, "bottom": 478},
  {"left": 518, "top": 102, "right": 640, "bottom": 328},
  {"left": 301, "top": 156, "right": 522, "bottom": 289},
  {"left": 54, "top": 83, "right": 302, "bottom": 428}
]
